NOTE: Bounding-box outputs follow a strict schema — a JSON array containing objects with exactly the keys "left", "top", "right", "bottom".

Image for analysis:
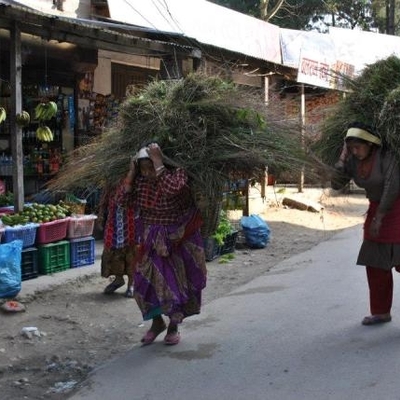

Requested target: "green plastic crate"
[{"left": 38, "top": 240, "right": 70, "bottom": 275}]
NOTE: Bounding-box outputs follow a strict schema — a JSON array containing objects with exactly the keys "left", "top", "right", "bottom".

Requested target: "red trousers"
[{"left": 366, "top": 266, "right": 400, "bottom": 314}]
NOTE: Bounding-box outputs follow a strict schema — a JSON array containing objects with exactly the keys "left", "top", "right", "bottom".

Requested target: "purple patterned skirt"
[{"left": 133, "top": 209, "right": 207, "bottom": 323}]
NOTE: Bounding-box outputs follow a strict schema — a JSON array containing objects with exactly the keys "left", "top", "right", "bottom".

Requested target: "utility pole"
[
  {"left": 10, "top": 22, "right": 24, "bottom": 212},
  {"left": 298, "top": 84, "right": 305, "bottom": 193}
]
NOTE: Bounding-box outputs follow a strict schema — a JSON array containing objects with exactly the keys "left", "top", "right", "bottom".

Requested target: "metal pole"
[{"left": 298, "top": 83, "right": 305, "bottom": 193}]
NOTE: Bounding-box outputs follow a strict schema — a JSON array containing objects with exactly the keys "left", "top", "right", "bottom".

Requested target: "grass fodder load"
[{"left": 49, "top": 73, "right": 312, "bottom": 236}]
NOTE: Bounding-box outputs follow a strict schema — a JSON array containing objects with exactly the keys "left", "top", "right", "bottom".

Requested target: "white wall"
[{"left": 13, "top": 0, "right": 92, "bottom": 18}]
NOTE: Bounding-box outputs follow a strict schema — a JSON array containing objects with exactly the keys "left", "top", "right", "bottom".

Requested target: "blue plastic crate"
[
  {"left": 21, "top": 247, "right": 38, "bottom": 281},
  {"left": 3, "top": 223, "right": 39, "bottom": 248},
  {"left": 70, "top": 236, "right": 95, "bottom": 268}
]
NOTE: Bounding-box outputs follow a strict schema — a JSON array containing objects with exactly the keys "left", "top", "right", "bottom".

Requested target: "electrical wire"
[{"left": 119, "top": 0, "right": 249, "bottom": 70}]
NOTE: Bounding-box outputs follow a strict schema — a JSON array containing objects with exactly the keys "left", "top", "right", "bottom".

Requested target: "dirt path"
[{"left": 0, "top": 188, "right": 368, "bottom": 400}]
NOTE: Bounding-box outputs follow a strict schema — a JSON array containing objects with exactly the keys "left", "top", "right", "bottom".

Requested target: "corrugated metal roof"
[
  {"left": 0, "top": 0, "right": 195, "bottom": 54},
  {"left": 106, "top": 0, "right": 282, "bottom": 64},
  {"left": 4, "top": 0, "right": 283, "bottom": 64}
]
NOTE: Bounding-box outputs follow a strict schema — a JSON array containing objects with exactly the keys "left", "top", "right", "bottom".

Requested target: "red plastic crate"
[
  {"left": 36, "top": 218, "right": 69, "bottom": 245},
  {"left": 0, "top": 206, "right": 14, "bottom": 215},
  {"left": 67, "top": 215, "right": 97, "bottom": 239}
]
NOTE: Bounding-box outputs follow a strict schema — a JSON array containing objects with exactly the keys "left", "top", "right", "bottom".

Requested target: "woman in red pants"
[{"left": 332, "top": 121, "right": 400, "bottom": 325}]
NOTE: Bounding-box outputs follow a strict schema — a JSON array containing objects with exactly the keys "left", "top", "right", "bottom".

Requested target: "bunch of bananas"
[
  {"left": 1, "top": 213, "right": 30, "bottom": 227},
  {"left": 16, "top": 110, "right": 31, "bottom": 127},
  {"left": 0, "top": 107, "right": 7, "bottom": 124},
  {"left": 35, "top": 101, "right": 57, "bottom": 121},
  {"left": 36, "top": 125, "right": 54, "bottom": 142}
]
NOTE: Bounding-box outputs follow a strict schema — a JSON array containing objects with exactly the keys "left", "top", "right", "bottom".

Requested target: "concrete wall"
[{"left": 93, "top": 50, "right": 161, "bottom": 95}]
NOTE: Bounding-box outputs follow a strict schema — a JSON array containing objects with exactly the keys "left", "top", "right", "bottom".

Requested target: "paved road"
[{"left": 68, "top": 225, "right": 400, "bottom": 400}]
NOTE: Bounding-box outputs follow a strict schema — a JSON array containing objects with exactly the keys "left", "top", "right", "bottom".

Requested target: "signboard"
[{"left": 297, "top": 53, "right": 355, "bottom": 90}]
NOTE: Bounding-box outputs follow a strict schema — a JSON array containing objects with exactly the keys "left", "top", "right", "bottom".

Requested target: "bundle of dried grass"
[
  {"left": 49, "top": 73, "right": 311, "bottom": 235},
  {"left": 378, "top": 86, "right": 400, "bottom": 153},
  {"left": 313, "top": 55, "right": 400, "bottom": 166}
]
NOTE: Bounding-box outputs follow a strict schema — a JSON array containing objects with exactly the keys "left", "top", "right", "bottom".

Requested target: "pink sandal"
[
  {"left": 141, "top": 325, "right": 166, "bottom": 345},
  {"left": 164, "top": 331, "right": 180, "bottom": 345}
]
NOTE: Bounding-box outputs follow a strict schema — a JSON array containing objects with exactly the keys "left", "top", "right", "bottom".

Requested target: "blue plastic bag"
[
  {"left": 0, "top": 240, "right": 23, "bottom": 298},
  {"left": 240, "top": 214, "right": 270, "bottom": 249}
]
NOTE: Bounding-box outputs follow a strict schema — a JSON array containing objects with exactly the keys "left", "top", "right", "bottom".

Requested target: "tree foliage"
[
  {"left": 211, "top": 0, "right": 321, "bottom": 29},
  {"left": 372, "top": 0, "right": 400, "bottom": 34},
  {"left": 309, "top": 0, "right": 375, "bottom": 31},
  {"left": 210, "top": 0, "right": 395, "bottom": 32}
]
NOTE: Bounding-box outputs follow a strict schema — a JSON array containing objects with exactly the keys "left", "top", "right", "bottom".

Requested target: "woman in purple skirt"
[{"left": 133, "top": 143, "right": 207, "bottom": 346}]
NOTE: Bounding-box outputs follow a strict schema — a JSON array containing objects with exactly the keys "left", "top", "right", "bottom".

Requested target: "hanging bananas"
[
  {"left": 36, "top": 125, "right": 54, "bottom": 142},
  {"left": 0, "top": 107, "right": 7, "bottom": 124},
  {"left": 16, "top": 110, "right": 31, "bottom": 127},
  {"left": 34, "top": 101, "right": 57, "bottom": 121}
]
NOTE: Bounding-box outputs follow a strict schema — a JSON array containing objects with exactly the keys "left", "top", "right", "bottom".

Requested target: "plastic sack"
[
  {"left": 240, "top": 214, "right": 270, "bottom": 249},
  {"left": 0, "top": 240, "right": 23, "bottom": 298}
]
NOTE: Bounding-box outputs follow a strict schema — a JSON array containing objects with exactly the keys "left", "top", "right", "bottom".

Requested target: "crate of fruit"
[
  {"left": 64, "top": 193, "right": 87, "bottom": 215},
  {"left": 3, "top": 223, "right": 40, "bottom": 248},
  {"left": 67, "top": 215, "right": 97, "bottom": 239},
  {"left": 36, "top": 218, "right": 70, "bottom": 245}
]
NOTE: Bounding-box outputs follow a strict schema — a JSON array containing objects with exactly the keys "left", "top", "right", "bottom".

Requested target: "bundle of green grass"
[
  {"left": 49, "top": 72, "right": 310, "bottom": 235},
  {"left": 314, "top": 55, "right": 400, "bottom": 166}
]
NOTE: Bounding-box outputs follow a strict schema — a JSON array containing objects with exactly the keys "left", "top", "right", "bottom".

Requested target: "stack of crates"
[
  {"left": 66, "top": 215, "right": 97, "bottom": 268},
  {"left": 1, "top": 214, "right": 98, "bottom": 279},
  {"left": 36, "top": 218, "right": 71, "bottom": 275},
  {"left": 2, "top": 223, "right": 40, "bottom": 281}
]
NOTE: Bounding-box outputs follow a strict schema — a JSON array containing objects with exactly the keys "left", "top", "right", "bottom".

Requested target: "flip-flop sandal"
[
  {"left": 1, "top": 300, "right": 26, "bottom": 313},
  {"left": 141, "top": 324, "right": 167, "bottom": 345},
  {"left": 361, "top": 315, "right": 392, "bottom": 326},
  {"left": 164, "top": 331, "right": 180, "bottom": 345},
  {"left": 103, "top": 280, "right": 125, "bottom": 294}
]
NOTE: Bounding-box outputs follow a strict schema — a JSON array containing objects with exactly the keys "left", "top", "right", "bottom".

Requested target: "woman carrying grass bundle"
[
  {"left": 99, "top": 159, "right": 136, "bottom": 298},
  {"left": 332, "top": 122, "right": 400, "bottom": 326},
  {"left": 133, "top": 142, "right": 207, "bottom": 346}
]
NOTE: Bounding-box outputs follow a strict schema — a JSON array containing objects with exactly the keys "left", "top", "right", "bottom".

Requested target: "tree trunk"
[
  {"left": 260, "top": 0, "right": 269, "bottom": 19},
  {"left": 261, "top": 0, "right": 285, "bottom": 21},
  {"left": 386, "top": 0, "right": 395, "bottom": 35}
]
